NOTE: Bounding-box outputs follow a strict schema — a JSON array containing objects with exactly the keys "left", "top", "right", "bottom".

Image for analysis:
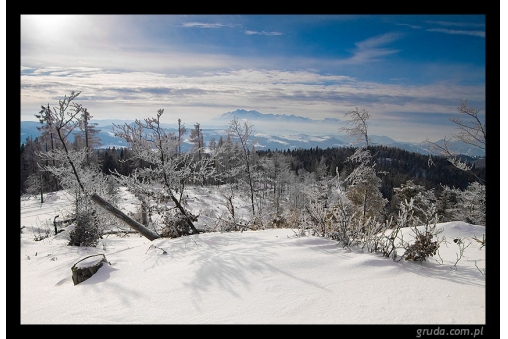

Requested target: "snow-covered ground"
[{"left": 20, "top": 187, "right": 487, "bottom": 325}]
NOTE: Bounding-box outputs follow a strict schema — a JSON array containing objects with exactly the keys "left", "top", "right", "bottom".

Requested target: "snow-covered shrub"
[
  {"left": 32, "top": 219, "right": 53, "bottom": 242},
  {"left": 398, "top": 198, "right": 444, "bottom": 263},
  {"left": 247, "top": 215, "right": 266, "bottom": 231},
  {"left": 404, "top": 231, "right": 440, "bottom": 262}
]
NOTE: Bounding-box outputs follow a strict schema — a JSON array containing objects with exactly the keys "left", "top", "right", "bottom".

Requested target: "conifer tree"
[{"left": 189, "top": 122, "right": 205, "bottom": 161}]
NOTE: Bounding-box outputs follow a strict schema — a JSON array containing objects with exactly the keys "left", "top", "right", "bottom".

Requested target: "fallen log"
[{"left": 90, "top": 193, "right": 160, "bottom": 241}]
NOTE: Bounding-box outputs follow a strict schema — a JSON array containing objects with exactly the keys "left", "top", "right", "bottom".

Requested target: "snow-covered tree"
[
  {"left": 423, "top": 100, "right": 486, "bottom": 230},
  {"left": 452, "top": 181, "right": 486, "bottom": 225},
  {"left": 189, "top": 122, "right": 205, "bottom": 161},
  {"left": 73, "top": 108, "right": 101, "bottom": 165},
  {"left": 344, "top": 148, "right": 387, "bottom": 226},
  {"left": 391, "top": 180, "right": 437, "bottom": 226},
  {"left": 227, "top": 117, "right": 257, "bottom": 216},
  {"left": 36, "top": 92, "right": 118, "bottom": 246},
  {"left": 436, "top": 185, "right": 459, "bottom": 223},
  {"left": 259, "top": 152, "right": 292, "bottom": 216},
  {"left": 177, "top": 118, "right": 186, "bottom": 155},
  {"left": 113, "top": 109, "right": 217, "bottom": 237},
  {"left": 20, "top": 137, "right": 48, "bottom": 199}
]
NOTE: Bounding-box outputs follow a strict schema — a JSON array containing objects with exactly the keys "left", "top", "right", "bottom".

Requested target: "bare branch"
[
  {"left": 452, "top": 100, "right": 486, "bottom": 150},
  {"left": 423, "top": 136, "right": 485, "bottom": 185}
]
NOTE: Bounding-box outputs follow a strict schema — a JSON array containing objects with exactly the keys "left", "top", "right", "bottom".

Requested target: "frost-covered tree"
[
  {"left": 228, "top": 117, "right": 257, "bottom": 216},
  {"left": 338, "top": 107, "right": 386, "bottom": 232},
  {"left": 436, "top": 185, "right": 459, "bottom": 223},
  {"left": 452, "top": 181, "right": 486, "bottom": 225},
  {"left": 73, "top": 108, "right": 101, "bottom": 165},
  {"left": 36, "top": 92, "right": 119, "bottom": 246},
  {"left": 213, "top": 133, "right": 241, "bottom": 188},
  {"left": 424, "top": 100, "right": 486, "bottom": 229},
  {"left": 20, "top": 137, "right": 47, "bottom": 198},
  {"left": 344, "top": 148, "right": 387, "bottom": 226},
  {"left": 113, "top": 109, "right": 217, "bottom": 237},
  {"left": 189, "top": 122, "right": 205, "bottom": 161},
  {"left": 208, "top": 137, "right": 217, "bottom": 152},
  {"left": 259, "top": 152, "right": 292, "bottom": 216},
  {"left": 177, "top": 118, "right": 186, "bottom": 155},
  {"left": 391, "top": 180, "right": 437, "bottom": 225},
  {"left": 340, "top": 107, "right": 371, "bottom": 147}
]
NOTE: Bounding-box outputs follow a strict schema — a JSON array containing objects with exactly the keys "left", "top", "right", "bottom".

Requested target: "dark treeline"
[
  {"left": 257, "top": 145, "right": 485, "bottom": 202},
  {"left": 21, "top": 139, "right": 485, "bottom": 204}
]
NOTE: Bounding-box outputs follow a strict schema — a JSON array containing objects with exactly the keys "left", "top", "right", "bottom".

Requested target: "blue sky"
[{"left": 20, "top": 14, "right": 487, "bottom": 143}]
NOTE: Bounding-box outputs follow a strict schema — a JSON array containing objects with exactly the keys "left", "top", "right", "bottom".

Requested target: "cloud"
[
  {"left": 181, "top": 22, "right": 232, "bottom": 29},
  {"left": 422, "top": 19, "right": 485, "bottom": 38},
  {"left": 20, "top": 67, "right": 484, "bottom": 125},
  {"left": 181, "top": 21, "right": 282, "bottom": 36},
  {"left": 344, "top": 32, "right": 402, "bottom": 64},
  {"left": 245, "top": 30, "right": 283, "bottom": 36},
  {"left": 426, "top": 28, "right": 485, "bottom": 38},
  {"left": 424, "top": 20, "right": 485, "bottom": 28},
  {"left": 395, "top": 23, "right": 422, "bottom": 29},
  {"left": 393, "top": 19, "right": 485, "bottom": 38}
]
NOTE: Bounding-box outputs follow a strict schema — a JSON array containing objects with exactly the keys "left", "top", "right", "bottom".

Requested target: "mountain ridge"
[{"left": 213, "top": 109, "right": 342, "bottom": 124}]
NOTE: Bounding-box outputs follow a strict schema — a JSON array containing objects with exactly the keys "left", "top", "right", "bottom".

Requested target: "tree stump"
[{"left": 71, "top": 254, "right": 109, "bottom": 285}]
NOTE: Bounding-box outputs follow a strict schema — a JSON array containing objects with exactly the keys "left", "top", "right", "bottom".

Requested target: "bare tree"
[
  {"left": 228, "top": 117, "right": 256, "bottom": 216},
  {"left": 451, "top": 100, "right": 485, "bottom": 150},
  {"left": 340, "top": 107, "right": 371, "bottom": 147}
]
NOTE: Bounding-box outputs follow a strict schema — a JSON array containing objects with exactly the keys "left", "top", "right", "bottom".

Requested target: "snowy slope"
[{"left": 20, "top": 188, "right": 486, "bottom": 324}]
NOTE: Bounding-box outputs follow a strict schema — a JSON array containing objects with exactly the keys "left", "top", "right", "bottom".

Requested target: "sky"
[
  {"left": 19, "top": 14, "right": 488, "bottom": 143},
  {"left": 19, "top": 187, "right": 489, "bottom": 327}
]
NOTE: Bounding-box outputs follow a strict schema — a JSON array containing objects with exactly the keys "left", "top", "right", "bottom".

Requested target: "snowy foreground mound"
[{"left": 20, "top": 190, "right": 485, "bottom": 324}]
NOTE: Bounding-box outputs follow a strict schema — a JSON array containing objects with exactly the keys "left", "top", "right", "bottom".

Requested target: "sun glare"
[{"left": 22, "top": 15, "right": 77, "bottom": 40}]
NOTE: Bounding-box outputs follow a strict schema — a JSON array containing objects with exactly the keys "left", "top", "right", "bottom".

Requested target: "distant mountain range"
[
  {"left": 212, "top": 109, "right": 342, "bottom": 125},
  {"left": 20, "top": 109, "right": 485, "bottom": 157}
]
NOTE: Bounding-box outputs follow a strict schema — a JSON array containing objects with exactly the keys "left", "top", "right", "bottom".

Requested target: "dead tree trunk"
[{"left": 90, "top": 193, "right": 160, "bottom": 241}]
